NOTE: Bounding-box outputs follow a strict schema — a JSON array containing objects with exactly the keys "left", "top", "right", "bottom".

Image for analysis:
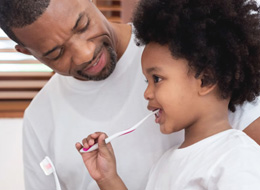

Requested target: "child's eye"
[{"left": 153, "top": 75, "right": 162, "bottom": 83}]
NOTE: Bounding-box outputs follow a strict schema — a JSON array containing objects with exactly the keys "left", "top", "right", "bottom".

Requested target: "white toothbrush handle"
[
  {"left": 53, "top": 171, "right": 62, "bottom": 190},
  {"left": 125, "top": 111, "right": 155, "bottom": 131},
  {"left": 81, "top": 111, "right": 157, "bottom": 153},
  {"left": 82, "top": 137, "right": 113, "bottom": 152},
  {"left": 44, "top": 156, "right": 62, "bottom": 190}
]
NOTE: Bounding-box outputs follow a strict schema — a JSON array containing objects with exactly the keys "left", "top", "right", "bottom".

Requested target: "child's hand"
[{"left": 75, "top": 132, "right": 118, "bottom": 183}]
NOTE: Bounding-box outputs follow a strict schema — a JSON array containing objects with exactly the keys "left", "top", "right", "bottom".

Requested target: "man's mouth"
[
  {"left": 83, "top": 48, "right": 106, "bottom": 75},
  {"left": 89, "top": 56, "right": 100, "bottom": 68}
]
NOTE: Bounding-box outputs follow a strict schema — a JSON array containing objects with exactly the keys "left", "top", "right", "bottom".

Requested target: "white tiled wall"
[{"left": 0, "top": 119, "right": 24, "bottom": 190}]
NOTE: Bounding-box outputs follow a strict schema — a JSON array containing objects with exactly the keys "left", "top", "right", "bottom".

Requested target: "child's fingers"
[
  {"left": 106, "top": 141, "right": 115, "bottom": 154},
  {"left": 97, "top": 133, "right": 113, "bottom": 156},
  {"left": 95, "top": 133, "right": 114, "bottom": 154},
  {"left": 81, "top": 132, "right": 108, "bottom": 150},
  {"left": 75, "top": 142, "right": 83, "bottom": 152},
  {"left": 82, "top": 132, "right": 99, "bottom": 148}
]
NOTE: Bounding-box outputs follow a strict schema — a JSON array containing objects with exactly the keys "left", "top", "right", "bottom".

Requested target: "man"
[{"left": 0, "top": 0, "right": 259, "bottom": 189}]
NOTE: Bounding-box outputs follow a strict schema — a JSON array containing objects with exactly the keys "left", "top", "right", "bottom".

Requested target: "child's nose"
[{"left": 144, "top": 85, "right": 154, "bottom": 100}]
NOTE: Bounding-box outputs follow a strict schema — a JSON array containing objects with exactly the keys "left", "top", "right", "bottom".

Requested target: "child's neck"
[{"left": 179, "top": 115, "right": 232, "bottom": 149}]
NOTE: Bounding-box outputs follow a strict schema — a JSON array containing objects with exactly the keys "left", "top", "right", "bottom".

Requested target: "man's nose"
[{"left": 69, "top": 38, "right": 95, "bottom": 65}]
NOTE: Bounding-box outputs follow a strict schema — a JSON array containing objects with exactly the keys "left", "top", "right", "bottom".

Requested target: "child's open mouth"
[{"left": 155, "top": 109, "right": 162, "bottom": 123}]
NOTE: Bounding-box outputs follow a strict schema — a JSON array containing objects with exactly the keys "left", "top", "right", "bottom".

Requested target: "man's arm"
[
  {"left": 243, "top": 117, "right": 260, "bottom": 145},
  {"left": 23, "top": 113, "right": 56, "bottom": 189}
]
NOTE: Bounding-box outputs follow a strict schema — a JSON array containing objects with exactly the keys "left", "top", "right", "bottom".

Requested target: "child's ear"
[
  {"left": 197, "top": 70, "right": 217, "bottom": 96},
  {"left": 15, "top": 45, "right": 32, "bottom": 55}
]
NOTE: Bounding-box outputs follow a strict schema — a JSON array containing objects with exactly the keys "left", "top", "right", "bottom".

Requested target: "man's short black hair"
[
  {"left": 133, "top": 0, "right": 260, "bottom": 112},
  {"left": 0, "top": 0, "right": 50, "bottom": 44}
]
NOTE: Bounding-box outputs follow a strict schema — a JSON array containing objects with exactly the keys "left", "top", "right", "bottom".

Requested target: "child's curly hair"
[{"left": 133, "top": 0, "right": 260, "bottom": 112}]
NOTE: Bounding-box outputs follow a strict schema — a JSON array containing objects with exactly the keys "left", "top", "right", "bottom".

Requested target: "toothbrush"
[
  {"left": 80, "top": 110, "right": 158, "bottom": 153},
  {"left": 40, "top": 156, "right": 62, "bottom": 190}
]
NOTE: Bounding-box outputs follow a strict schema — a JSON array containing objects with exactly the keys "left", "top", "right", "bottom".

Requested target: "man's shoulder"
[
  {"left": 229, "top": 96, "right": 260, "bottom": 130},
  {"left": 34, "top": 73, "right": 62, "bottom": 96},
  {"left": 25, "top": 74, "right": 63, "bottom": 112}
]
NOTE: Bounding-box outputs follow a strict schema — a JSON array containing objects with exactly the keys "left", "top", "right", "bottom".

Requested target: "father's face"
[{"left": 13, "top": 0, "right": 117, "bottom": 81}]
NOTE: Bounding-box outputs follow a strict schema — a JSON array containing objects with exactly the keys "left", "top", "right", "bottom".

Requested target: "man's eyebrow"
[
  {"left": 43, "top": 12, "right": 86, "bottom": 57},
  {"left": 43, "top": 46, "right": 60, "bottom": 57},
  {"left": 72, "top": 12, "right": 85, "bottom": 31}
]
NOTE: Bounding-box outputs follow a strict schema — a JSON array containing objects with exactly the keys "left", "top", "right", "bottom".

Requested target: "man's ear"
[
  {"left": 197, "top": 70, "right": 217, "bottom": 96},
  {"left": 15, "top": 45, "right": 32, "bottom": 55}
]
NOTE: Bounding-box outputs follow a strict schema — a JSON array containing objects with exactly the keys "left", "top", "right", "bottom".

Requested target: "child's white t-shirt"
[{"left": 146, "top": 129, "right": 260, "bottom": 190}]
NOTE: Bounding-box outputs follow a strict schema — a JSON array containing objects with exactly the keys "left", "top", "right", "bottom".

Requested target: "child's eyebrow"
[{"left": 146, "top": 67, "right": 161, "bottom": 74}]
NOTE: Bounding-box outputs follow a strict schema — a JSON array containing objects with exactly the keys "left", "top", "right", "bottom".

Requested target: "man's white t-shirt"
[
  {"left": 229, "top": 96, "right": 260, "bottom": 130},
  {"left": 146, "top": 129, "right": 260, "bottom": 190},
  {"left": 23, "top": 27, "right": 260, "bottom": 190}
]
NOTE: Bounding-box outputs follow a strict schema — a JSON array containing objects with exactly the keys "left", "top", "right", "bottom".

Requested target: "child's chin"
[{"left": 160, "top": 126, "right": 170, "bottom": 134}]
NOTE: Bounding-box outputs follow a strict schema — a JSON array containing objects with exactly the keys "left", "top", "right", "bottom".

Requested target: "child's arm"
[{"left": 75, "top": 132, "right": 127, "bottom": 190}]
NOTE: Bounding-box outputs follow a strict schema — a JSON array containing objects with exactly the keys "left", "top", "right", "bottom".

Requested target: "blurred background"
[{"left": 0, "top": 0, "right": 139, "bottom": 189}]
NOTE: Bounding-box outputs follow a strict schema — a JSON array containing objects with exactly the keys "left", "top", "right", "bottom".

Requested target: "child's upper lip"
[{"left": 147, "top": 105, "right": 160, "bottom": 112}]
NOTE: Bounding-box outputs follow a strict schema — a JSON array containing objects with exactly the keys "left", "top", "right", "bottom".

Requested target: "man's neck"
[{"left": 110, "top": 23, "right": 132, "bottom": 60}]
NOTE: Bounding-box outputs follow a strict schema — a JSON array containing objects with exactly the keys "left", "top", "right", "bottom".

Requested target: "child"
[{"left": 76, "top": 0, "right": 260, "bottom": 189}]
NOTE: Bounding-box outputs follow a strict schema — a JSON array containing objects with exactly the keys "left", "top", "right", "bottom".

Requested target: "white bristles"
[
  {"left": 40, "top": 156, "right": 61, "bottom": 190},
  {"left": 40, "top": 157, "right": 54, "bottom": 175}
]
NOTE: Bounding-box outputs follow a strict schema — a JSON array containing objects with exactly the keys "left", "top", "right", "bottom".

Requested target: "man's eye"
[
  {"left": 78, "top": 22, "right": 89, "bottom": 34},
  {"left": 53, "top": 47, "right": 64, "bottom": 61},
  {"left": 153, "top": 75, "right": 162, "bottom": 83}
]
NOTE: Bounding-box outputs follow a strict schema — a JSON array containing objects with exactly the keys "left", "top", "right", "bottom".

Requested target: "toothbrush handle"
[
  {"left": 81, "top": 136, "right": 115, "bottom": 153},
  {"left": 53, "top": 172, "right": 62, "bottom": 190},
  {"left": 80, "top": 111, "right": 157, "bottom": 153}
]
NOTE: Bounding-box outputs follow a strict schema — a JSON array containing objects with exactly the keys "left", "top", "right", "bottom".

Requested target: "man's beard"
[{"left": 77, "top": 43, "right": 117, "bottom": 81}]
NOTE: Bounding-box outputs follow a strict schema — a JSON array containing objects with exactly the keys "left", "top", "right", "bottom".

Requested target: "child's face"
[{"left": 141, "top": 43, "right": 201, "bottom": 134}]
